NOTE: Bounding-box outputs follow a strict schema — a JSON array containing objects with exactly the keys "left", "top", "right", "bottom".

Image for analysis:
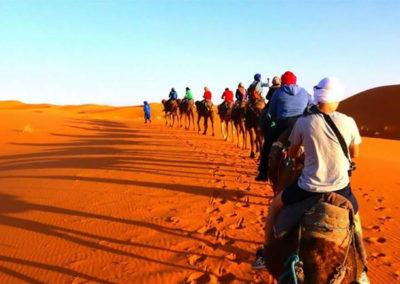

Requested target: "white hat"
[{"left": 314, "top": 77, "right": 345, "bottom": 103}]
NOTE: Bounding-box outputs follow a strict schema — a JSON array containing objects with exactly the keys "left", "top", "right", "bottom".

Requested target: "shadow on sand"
[{"left": 0, "top": 118, "right": 260, "bottom": 282}]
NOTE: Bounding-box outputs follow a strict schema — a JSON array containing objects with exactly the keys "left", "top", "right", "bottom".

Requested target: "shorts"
[{"left": 281, "top": 182, "right": 359, "bottom": 213}]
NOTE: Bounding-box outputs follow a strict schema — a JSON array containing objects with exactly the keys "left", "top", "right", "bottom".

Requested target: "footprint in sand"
[
  {"left": 186, "top": 272, "right": 209, "bottom": 284},
  {"left": 187, "top": 254, "right": 206, "bottom": 265},
  {"left": 225, "top": 212, "right": 237, "bottom": 218},
  {"left": 206, "top": 207, "right": 220, "bottom": 214},
  {"left": 164, "top": 216, "right": 180, "bottom": 225},
  {"left": 375, "top": 206, "right": 386, "bottom": 211},
  {"left": 198, "top": 225, "right": 217, "bottom": 236},
  {"left": 364, "top": 225, "right": 381, "bottom": 232},
  {"left": 378, "top": 216, "right": 393, "bottom": 224},
  {"left": 229, "top": 217, "right": 245, "bottom": 229},
  {"left": 210, "top": 216, "right": 224, "bottom": 224},
  {"left": 364, "top": 237, "right": 387, "bottom": 244},
  {"left": 225, "top": 253, "right": 237, "bottom": 262},
  {"left": 368, "top": 252, "right": 387, "bottom": 261}
]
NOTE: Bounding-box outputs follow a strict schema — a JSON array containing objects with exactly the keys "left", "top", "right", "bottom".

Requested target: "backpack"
[{"left": 247, "top": 82, "right": 261, "bottom": 100}]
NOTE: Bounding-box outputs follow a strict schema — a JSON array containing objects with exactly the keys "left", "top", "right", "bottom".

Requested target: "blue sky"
[{"left": 0, "top": 0, "right": 399, "bottom": 106}]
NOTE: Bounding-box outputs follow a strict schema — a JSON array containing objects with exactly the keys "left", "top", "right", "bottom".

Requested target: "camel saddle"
[
  {"left": 274, "top": 192, "right": 353, "bottom": 247},
  {"left": 247, "top": 98, "right": 265, "bottom": 112}
]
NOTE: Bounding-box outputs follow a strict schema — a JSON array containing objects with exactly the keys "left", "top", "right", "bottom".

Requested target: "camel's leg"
[
  {"left": 197, "top": 115, "right": 201, "bottom": 133},
  {"left": 243, "top": 123, "right": 248, "bottom": 150},
  {"left": 224, "top": 120, "right": 229, "bottom": 141},
  {"left": 211, "top": 114, "right": 215, "bottom": 136},
  {"left": 203, "top": 116, "right": 208, "bottom": 135},
  {"left": 230, "top": 121, "right": 234, "bottom": 143},
  {"left": 241, "top": 122, "right": 247, "bottom": 150},
  {"left": 192, "top": 111, "right": 196, "bottom": 131},
  {"left": 220, "top": 121, "right": 225, "bottom": 140},
  {"left": 249, "top": 128, "right": 255, "bottom": 158},
  {"left": 235, "top": 123, "right": 240, "bottom": 148}
]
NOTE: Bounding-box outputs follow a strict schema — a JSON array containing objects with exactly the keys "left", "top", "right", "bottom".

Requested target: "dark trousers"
[{"left": 258, "top": 116, "right": 300, "bottom": 176}]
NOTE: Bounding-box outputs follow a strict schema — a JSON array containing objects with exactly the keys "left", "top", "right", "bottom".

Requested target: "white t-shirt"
[{"left": 289, "top": 112, "right": 362, "bottom": 192}]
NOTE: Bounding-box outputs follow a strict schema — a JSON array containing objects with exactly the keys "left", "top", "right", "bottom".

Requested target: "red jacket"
[
  {"left": 222, "top": 90, "right": 234, "bottom": 102},
  {"left": 203, "top": 91, "right": 212, "bottom": 100}
]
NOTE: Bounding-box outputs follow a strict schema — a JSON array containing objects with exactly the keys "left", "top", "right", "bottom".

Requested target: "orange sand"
[{"left": 0, "top": 100, "right": 399, "bottom": 283}]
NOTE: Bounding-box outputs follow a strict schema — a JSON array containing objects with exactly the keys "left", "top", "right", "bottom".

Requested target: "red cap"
[{"left": 281, "top": 71, "right": 297, "bottom": 85}]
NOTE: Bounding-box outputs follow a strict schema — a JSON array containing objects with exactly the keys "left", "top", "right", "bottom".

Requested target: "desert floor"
[{"left": 0, "top": 102, "right": 399, "bottom": 283}]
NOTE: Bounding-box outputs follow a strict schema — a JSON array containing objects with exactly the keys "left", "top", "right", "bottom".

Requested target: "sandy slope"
[
  {"left": 339, "top": 84, "right": 400, "bottom": 140},
  {"left": 0, "top": 101, "right": 399, "bottom": 283}
]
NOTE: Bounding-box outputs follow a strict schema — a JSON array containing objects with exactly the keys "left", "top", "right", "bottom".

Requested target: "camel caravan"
[{"left": 158, "top": 72, "right": 369, "bottom": 284}]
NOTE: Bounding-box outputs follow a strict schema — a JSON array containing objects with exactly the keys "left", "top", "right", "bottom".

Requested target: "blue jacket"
[
  {"left": 144, "top": 104, "right": 151, "bottom": 115},
  {"left": 268, "top": 84, "right": 311, "bottom": 122},
  {"left": 169, "top": 91, "right": 178, "bottom": 100}
]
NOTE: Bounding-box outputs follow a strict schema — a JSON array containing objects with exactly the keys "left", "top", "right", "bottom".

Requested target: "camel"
[
  {"left": 179, "top": 99, "right": 196, "bottom": 130},
  {"left": 265, "top": 225, "right": 365, "bottom": 283},
  {"left": 265, "top": 132, "right": 368, "bottom": 284},
  {"left": 195, "top": 100, "right": 215, "bottom": 136},
  {"left": 267, "top": 129, "right": 304, "bottom": 196},
  {"left": 231, "top": 101, "right": 247, "bottom": 149},
  {"left": 217, "top": 102, "right": 233, "bottom": 141},
  {"left": 245, "top": 99, "right": 265, "bottom": 158},
  {"left": 161, "top": 99, "right": 180, "bottom": 128}
]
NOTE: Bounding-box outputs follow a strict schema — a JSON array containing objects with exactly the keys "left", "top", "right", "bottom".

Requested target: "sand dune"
[
  {"left": 339, "top": 84, "right": 400, "bottom": 140},
  {"left": 0, "top": 101, "right": 399, "bottom": 283}
]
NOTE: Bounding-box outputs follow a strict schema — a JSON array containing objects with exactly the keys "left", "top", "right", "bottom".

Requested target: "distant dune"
[{"left": 339, "top": 85, "right": 400, "bottom": 140}]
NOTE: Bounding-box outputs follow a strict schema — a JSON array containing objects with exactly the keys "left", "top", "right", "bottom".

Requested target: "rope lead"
[{"left": 279, "top": 254, "right": 300, "bottom": 284}]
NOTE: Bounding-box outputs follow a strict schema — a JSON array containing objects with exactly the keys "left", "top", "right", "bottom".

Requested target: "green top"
[{"left": 185, "top": 90, "right": 193, "bottom": 100}]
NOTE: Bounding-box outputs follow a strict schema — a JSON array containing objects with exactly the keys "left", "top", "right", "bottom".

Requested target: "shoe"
[
  {"left": 255, "top": 173, "right": 268, "bottom": 182},
  {"left": 252, "top": 249, "right": 266, "bottom": 270}
]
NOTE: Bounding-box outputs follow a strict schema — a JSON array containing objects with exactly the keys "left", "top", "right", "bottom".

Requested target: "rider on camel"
[
  {"left": 218, "top": 88, "right": 234, "bottom": 115},
  {"left": 260, "top": 76, "right": 282, "bottom": 140},
  {"left": 255, "top": 71, "right": 311, "bottom": 181},
  {"left": 184, "top": 87, "right": 193, "bottom": 101},
  {"left": 164, "top": 88, "right": 178, "bottom": 111},
  {"left": 252, "top": 77, "right": 365, "bottom": 278},
  {"left": 265, "top": 76, "right": 281, "bottom": 109},
  {"left": 203, "top": 86, "right": 212, "bottom": 111},
  {"left": 247, "top": 73, "right": 270, "bottom": 103},
  {"left": 234, "top": 82, "right": 246, "bottom": 106}
]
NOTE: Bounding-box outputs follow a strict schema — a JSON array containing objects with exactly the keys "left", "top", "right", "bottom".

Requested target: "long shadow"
[
  {"left": 0, "top": 255, "right": 113, "bottom": 284},
  {"left": 0, "top": 194, "right": 252, "bottom": 282},
  {"left": 0, "top": 175, "right": 263, "bottom": 204},
  {"left": 0, "top": 192, "right": 261, "bottom": 247}
]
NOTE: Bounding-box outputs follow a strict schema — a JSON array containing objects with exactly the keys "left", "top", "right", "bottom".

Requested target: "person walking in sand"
[
  {"left": 252, "top": 78, "right": 367, "bottom": 282},
  {"left": 143, "top": 101, "right": 151, "bottom": 123}
]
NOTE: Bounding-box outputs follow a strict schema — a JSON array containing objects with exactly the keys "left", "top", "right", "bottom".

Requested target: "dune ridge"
[{"left": 339, "top": 84, "right": 400, "bottom": 140}]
